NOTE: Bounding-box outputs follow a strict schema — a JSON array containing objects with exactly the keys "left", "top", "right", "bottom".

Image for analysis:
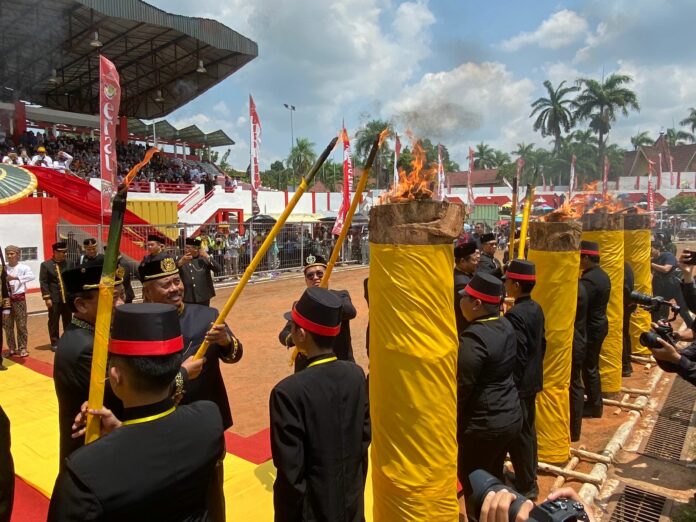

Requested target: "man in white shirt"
[
  {"left": 53, "top": 151, "right": 73, "bottom": 173},
  {"left": 1, "top": 148, "right": 27, "bottom": 165},
  {"left": 3, "top": 245, "right": 35, "bottom": 357},
  {"left": 31, "top": 146, "right": 53, "bottom": 168}
]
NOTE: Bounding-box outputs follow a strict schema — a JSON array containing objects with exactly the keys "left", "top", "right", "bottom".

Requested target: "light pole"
[{"left": 283, "top": 103, "right": 295, "bottom": 189}]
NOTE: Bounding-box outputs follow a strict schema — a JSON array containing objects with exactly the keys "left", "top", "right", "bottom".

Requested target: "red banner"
[
  {"left": 249, "top": 95, "right": 261, "bottom": 215},
  {"left": 657, "top": 152, "right": 662, "bottom": 190},
  {"left": 515, "top": 158, "right": 524, "bottom": 187},
  {"left": 602, "top": 155, "right": 609, "bottom": 197},
  {"left": 647, "top": 159, "right": 655, "bottom": 226},
  {"left": 669, "top": 155, "right": 675, "bottom": 187},
  {"left": 333, "top": 129, "right": 353, "bottom": 235},
  {"left": 99, "top": 55, "right": 120, "bottom": 216}
]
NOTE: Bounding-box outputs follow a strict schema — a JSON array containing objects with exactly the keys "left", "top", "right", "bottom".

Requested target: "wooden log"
[
  {"left": 622, "top": 213, "right": 651, "bottom": 231},
  {"left": 570, "top": 447, "right": 612, "bottom": 464},
  {"left": 537, "top": 461, "right": 603, "bottom": 486},
  {"left": 581, "top": 211, "right": 623, "bottom": 232},
  {"left": 552, "top": 456, "right": 580, "bottom": 491},
  {"left": 529, "top": 221, "right": 582, "bottom": 252},
  {"left": 602, "top": 398, "right": 645, "bottom": 411},
  {"left": 369, "top": 200, "right": 464, "bottom": 245},
  {"left": 631, "top": 355, "right": 654, "bottom": 364},
  {"left": 620, "top": 387, "right": 651, "bottom": 396}
]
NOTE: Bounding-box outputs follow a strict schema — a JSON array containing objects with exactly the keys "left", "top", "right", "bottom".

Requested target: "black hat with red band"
[
  {"left": 284, "top": 287, "right": 342, "bottom": 337},
  {"left": 459, "top": 272, "right": 503, "bottom": 304},
  {"left": 503, "top": 259, "right": 536, "bottom": 282},
  {"left": 109, "top": 303, "right": 183, "bottom": 356},
  {"left": 580, "top": 240, "right": 600, "bottom": 256}
]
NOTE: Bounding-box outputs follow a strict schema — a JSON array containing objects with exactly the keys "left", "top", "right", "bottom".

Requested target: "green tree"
[
  {"left": 667, "top": 194, "right": 696, "bottom": 214},
  {"left": 530, "top": 80, "right": 579, "bottom": 153},
  {"left": 288, "top": 138, "right": 316, "bottom": 183},
  {"left": 474, "top": 142, "right": 497, "bottom": 169},
  {"left": 630, "top": 131, "right": 653, "bottom": 150},
  {"left": 665, "top": 128, "right": 694, "bottom": 147},
  {"left": 573, "top": 73, "right": 640, "bottom": 174},
  {"left": 680, "top": 107, "right": 696, "bottom": 134}
]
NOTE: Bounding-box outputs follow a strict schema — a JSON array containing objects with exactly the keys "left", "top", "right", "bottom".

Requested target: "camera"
[
  {"left": 639, "top": 323, "right": 678, "bottom": 350},
  {"left": 630, "top": 291, "right": 681, "bottom": 350},
  {"left": 682, "top": 250, "right": 696, "bottom": 266},
  {"left": 469, "top": 469, "right": 589, "bottom": 522}
]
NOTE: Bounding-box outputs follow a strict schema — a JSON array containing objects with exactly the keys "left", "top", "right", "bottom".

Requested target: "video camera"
[
  {"left": 469, "top": 469, "right": 589, "bottom": 522},
  {"left": 630, "top": 291, "right": 680, "bottom": 350},
  {"left": 682, "top": 250, "right": 696, "bottom": 265}
]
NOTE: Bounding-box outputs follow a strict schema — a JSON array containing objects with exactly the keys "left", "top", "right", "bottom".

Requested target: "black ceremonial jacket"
[
  {"left": 180, "top": 255, "right": 221, "bottom": 304},
  {"left": 40, "top": 258, "right": 72, "bottom": 303},
  {"left": 504, "top": 296, "right": 546, "bottom": 398},
  {"left": 279, "top": 289, "right": 357, "bottom": 372},
  {"left": 573, "top": 283, "right": 588, "bottom": 358},
  {"left": 48, "top": 399, "right": 224, "bottom": 522},
  {"left": 477, "top": 252, "right": 503, "bottom": 279},
  {"left": 179, "top": 303, "right": 242, "bottom": 430},
  {"left": 454, "top": 269, "right": 473, "bottom": 335},
  {"left": 580, "top": 265, "right": 611, "bottom": 345},
  {"left": 270, "top": 354, "right": 370, "bottom": 522},
  {"left": 53, "top": 321, "right": 123, "bottom": 469}
]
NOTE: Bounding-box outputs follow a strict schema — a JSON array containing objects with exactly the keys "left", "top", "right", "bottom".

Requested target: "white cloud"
[{"left": 501, "top": 10, "right": 588, "bottom": 51}]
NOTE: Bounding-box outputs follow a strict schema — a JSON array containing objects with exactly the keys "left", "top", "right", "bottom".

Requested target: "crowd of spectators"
[{"left": 0, "top": 130, "right": 222, "bottom": 186}]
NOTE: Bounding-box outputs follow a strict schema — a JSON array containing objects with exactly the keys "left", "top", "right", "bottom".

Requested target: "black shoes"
[
  {"left": 0, "top": 365, "right": 7, "bottom": 371},
  {"left": 582, "top": 405, "right": 603, "bottom": 418}
]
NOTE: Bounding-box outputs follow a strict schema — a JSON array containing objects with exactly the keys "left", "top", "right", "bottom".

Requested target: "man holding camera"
[
  {"left": 178, "top": 237, "right": 221, "bottom": 306},
  {"left": 651, "top": 241, "right": 692, "bottom": 327}
]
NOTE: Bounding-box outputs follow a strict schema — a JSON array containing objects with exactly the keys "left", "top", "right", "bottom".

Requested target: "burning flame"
[
  {"left": 540, "top": 201, "right": 583, "bottom": 222},
  {"left": 378, "top": 129, "right": 390, "bottom": 147},
  {"left": 379, "top": 137, "right": 436, "bottom": 204}
]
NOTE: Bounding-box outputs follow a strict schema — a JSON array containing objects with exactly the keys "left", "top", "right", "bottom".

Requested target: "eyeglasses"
[{"left": 305, "top": 271, "right": 324, "bottom": 280}]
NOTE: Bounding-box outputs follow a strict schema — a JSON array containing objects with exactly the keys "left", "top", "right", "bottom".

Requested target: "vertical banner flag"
[
  {"left": 99, "top": 55, "right": 121, "bottom": 218},
  {"left": 647, "top": 159, "right": 655, "bottom": 226},
  {"left": 541, "top": 170, "right": 546, "bottom": 192},
  {"left": 333, "top": 128, "right": 354, "bottom": 235},
  {"left": 602, "top": 155, "right": 609, "bottom": 197},
  {"left": 393, "top": 133, "right": 401, "bottom": 192},
  {"left": 515, "top": 158, "right": 524, "bottom": 188},
  {"left": 657, "top": 152, "right": 663, "bottom": 190},
  {"left": 669, "top": 155, "right": 675, "bottom": 187},
  {"left": 467, "top": 147, "right": 476, "bottom": 211},
  {"left": 569, "top": 154, "right": 577, "bottom": 198},
  {"left": 436, "top": 144, "right": 445, "bottom": 200},
  {"left": 249, "top": 94, "right": 262, "bottom": 216}
]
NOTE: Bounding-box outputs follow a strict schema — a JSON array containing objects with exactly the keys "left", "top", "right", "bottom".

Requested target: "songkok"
[
  {"left": 283, "top": 287, "right": 342, "bottom": 337},
  {"left": 480, "top": 232, "right": 496, "bottom": 244},
  {"left": 580, "top": 240, "right": 600, "bottom": 256},
  {"left": 52, "top": 242, "right": 67, "bottom": 252},
  {"left": 138, "top": 255, "right": 179, "bottom": 282},
  {"left": 185, "top": 237, "right": 202, "bottom": 247},
  {"left": 63, "top": 261, "right": 122, "bottom": 295},
  {"left": 83, "top": 238, "right": 97, "bottom": 247},
  {"left": 454, "top": 242, "right": 477, "bottom": 259},
  {"left": 459, "top": 272, "right": 503, "bottom": 304},
  {"left": 109, "top": 303, "right": 183, "bottom": 356},
  {"left": 147, "top": 234, "right": 164, "bottom": 243},
  {"left": 303, "top": 254, "right": 327, "bottom": 272}
]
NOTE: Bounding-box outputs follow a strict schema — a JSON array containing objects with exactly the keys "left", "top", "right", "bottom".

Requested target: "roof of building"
[
  {"left": 447, "top": 169, "right": 499, "bottom": 187},
  {"left": 624, "top": 135, "right": 696, "bottom": 177},
  {"left": 473, "top": 195, "right": 510, "bottom": 205},
  {"left": 0, "top": 0, "right": 257, "bottom": 119}
]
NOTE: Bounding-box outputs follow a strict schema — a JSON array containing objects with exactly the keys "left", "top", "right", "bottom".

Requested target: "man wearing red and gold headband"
[
  {"left": 503, "top": 260, "right": 546, "bottom": 500},
  {"left": 48, "top": 303, "right": 224, "bottom": 521},
  {"left": 271, "top": 287, "right": 370, "bottom": 521}
]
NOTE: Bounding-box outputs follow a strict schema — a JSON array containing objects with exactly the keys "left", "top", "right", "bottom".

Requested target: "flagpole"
[{"left": 194, "top": 137, "right": 339, "bottom": 360}]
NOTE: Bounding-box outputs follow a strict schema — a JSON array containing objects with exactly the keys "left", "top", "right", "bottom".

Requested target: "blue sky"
[{"left": 147, "top": 0, "right": 696, "bottom": 171}]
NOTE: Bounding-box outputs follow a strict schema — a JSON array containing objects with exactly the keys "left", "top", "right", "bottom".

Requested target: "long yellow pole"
[
  {"left": 320, "top": 134, "right": 380, "bottom": 288},
  {"left": 194, "top": 136, "right": 339, "bottom": 360},
  {"left": 517, "top": 184, "right": 535, "bottom": 259}
]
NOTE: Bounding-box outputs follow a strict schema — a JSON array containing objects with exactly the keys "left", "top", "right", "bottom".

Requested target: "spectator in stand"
[
  {"left": 2, "top": 148, "right": 26, "bottom": 165},
  {"left": 53, "top": 151, "right": 73, "bottom": 174},
  {"left": 203, "top": 175, "right": 215, "bottom": 195},
  {"left": 31, "top": 146, "right": 53, "bottom": 168},
  {"left": 225, "top": 230, "right": 242, "bottom": 278},
  {"left": 3, "top": 245, "right": 35, "bottom": 358}
]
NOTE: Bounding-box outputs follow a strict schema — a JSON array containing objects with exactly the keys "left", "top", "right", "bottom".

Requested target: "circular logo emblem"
[
  {"left": 104, "top": 83, "right": 117, "bottom": 100},
  {"left": 305, "top": 254, "right": 316, "bottom": 265}
]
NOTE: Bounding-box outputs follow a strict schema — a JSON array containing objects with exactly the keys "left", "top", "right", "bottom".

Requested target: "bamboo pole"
[
  {"left": 194, "top": 137, "right": 338, "bottom": 360},
  {"left": 570, "top": 447, "right": 612, "bottom": 464},
  {"left": 517, "top": 184, "right": 534, "bottom": 259},
  {"left": 602, "top": 398, "right": 645, "bottom": 412},
  {"left": 507, "top": 178, "right": 518, "bottom": 259},
  {"left": 537, "top": 462, "right": 603, "bottom": 486},
  {"left": 321, "top": 134, "right": 381, "bottom": 288},
  {"left": 551, "top": 456, "right": 579, "bottom": 491}
]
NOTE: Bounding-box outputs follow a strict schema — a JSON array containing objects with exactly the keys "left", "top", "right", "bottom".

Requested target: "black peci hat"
[
  {"left": 83, "top": 238, "right": 97, "bottom": 247},
  {"left": 459, "top": 272, "right": 503, "bottom": 304},
  {"left": 138, "top": 255, "right": 179, "bottom": 282},
  {"left": 504, "top": 259, "right": 536, "bottom": 281},
  {"left": 147, "top": 234, "right": 164, "bottom": 243},
  {"left": 63, "top": 261, "right": 123, "bottom": 295},
  {"left": 303, "top": 254, "right": 327, "bottom": 272},
  {"left": 185, "top": 237, "right": 202, "bottom": 247},
  {"left": 580, "top": 240, "right": 600, "bottom": 256},
  {"left": 52, "top": 241, "right": 67, "bottom": 252},
  {"left": 110, "top": 303, "right": 183, "bottom": 356},
  {"left": 283, "top": 287, "right": 342, "bottom": 337},
  {"left": 480, "top": 232, "right": 496, "bottom": 244},
  {"left": 454, "top": 241, "right": 478, "bottom": 259}
]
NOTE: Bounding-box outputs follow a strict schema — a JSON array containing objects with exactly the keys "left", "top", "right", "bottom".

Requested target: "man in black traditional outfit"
[
  {"left": 278, "top": 254, "right": 357, "bottom": 372},
  {"left": 477, "top": 232, "right": 503, "bottom": 279},
  {"left": 270, "top": 287, "right": 370, "bottom": 521},
  {"left": 454, "top": 241, "right": 479, "bottom": 336},
  {"left": 178, "top": 237, "right": 221, "bottom": 306},
  {"left": 48, "top": 303, "right": 224, "bottom": 522},
  {"left": 140, "top": 234, "right": 165, "bottom": 266},
  {"left": 79, "top": 238, "right": 104, "bottom": 265},
  {"left": 39, "top": 241, "right": 73, "bottom": 352}
]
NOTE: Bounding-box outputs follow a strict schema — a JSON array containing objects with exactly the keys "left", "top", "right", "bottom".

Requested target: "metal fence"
[{"left": 55, "top": 221, "right": 370, "bottom": 292}]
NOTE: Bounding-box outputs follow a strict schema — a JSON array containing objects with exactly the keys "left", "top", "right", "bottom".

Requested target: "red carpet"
[{"left": 11, "top": 477, "right": 49, "bottom": 522}]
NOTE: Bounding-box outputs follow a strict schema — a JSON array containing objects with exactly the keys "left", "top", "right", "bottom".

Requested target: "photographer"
[
  {"left": 651, "top": 242, "right": 692, "bottom": 327},
  {"left": 679, "top": 251, "right": 696, "bottom": 324},
  {"left": 652, "top": 329, "right": 696, "bottom": 386},
  {"left": 478, "top": 487, "right": 595, "bottom": 522}
]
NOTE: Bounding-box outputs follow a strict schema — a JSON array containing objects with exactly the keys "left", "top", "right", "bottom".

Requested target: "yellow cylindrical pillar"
[
  {"left": 369, "top": 200, "right": 462, "bottom": 521},
  {"left": 528, "top": 221, "right": 581, "bottom": 463},
  {"left": 623, "top": 213, "right": 652, "bottom": 356},
  {"left": 581, "top": 212, "right": 624, "bottom": 393}
]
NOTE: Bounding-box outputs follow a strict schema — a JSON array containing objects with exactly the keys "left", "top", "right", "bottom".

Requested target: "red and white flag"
[
  {"left": 647, "top": 159, "right": 655, "bottom": 224},
  {"left": 99, "top": 55, "right": 121, "bottom": 217},
  {"left": 602, "top": 155, "right": 609, "bottom": 197},
  {"left": 515, "top": 158, "right": 524, "bottom": 187},
  {"left": 333, "top": 129, "right": 354, "bottom": 235},
  {"left": 393, "top": 134, "right": 401, "bottom": 192},
  {"left": 467, "top": 147, "right": 476, "bottom": 210},
  {"left": 436, "top": 144, "right": 445, "bottom": 200},
  {"left": 657, "top": 152, "right": 663, "bottom": 190},
  {"left": 569, "top": 154, "right": 577, "bottom": 197},
  {"left": 669, "top": 155, "right": 675, "bottom": 187},
  {"left": 541, "top": 171, "right": 546, "bottom": 192},
  {"left": 249, "top": 95, "right": 262, "bottom": 215}
]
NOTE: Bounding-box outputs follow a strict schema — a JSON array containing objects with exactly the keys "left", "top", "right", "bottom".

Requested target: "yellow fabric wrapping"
[
  {"left": 625, "top": 229, "right": 652, "bottom": 356},
  {"left": 369, "top": 243, "right": 459, "bottom": 521},
  {"left": 582, "top": 230, "right": 624, "bottom": 393},
  {"left": 528, "top": 250, "right": 578, "bottom": 463}
]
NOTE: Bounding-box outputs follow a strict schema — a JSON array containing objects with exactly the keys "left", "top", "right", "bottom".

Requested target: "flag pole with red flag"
[{"left": 333, "top": 128, "right": 354, "bottom": 235}]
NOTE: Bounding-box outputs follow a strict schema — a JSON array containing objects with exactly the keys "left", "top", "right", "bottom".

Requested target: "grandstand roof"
[{"left": 0, "top": 0, "right": 258, "bottom": 119}]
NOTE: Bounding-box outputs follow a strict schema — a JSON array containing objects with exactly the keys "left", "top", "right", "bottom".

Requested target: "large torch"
[
  {"left": 581, "top": 211, "right": 624, "bottom": 394},
  {"left": 369, "top": 145, "right": 464, "bottom": 518},
  {"left": 623, "top": 212, "right": 652, "bottom": 356}
]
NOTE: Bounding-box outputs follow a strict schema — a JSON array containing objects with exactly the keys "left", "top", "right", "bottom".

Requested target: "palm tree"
[
  {"left": 530, "top": 80, "right": 579, "bottom": 154},
  {"left": 573, "top": 73, "right": 640, "bottom": 174},
  {"left": 288, "top": 138, "right": 316, "bottom": 181},
  {"left": 630, "top": 131, "right": 653, "bottom": 150},
  {"left": 474, "top": 142, "right": 497, "bottom": 169},
  {"left": 665, "top": 128, "right": 694, "bottom": 147},
  {"left": 354, "top": 119, "right": 393, "bottom": 188},
  {"left": 680, "top": 107, "right": 696, "bottom": 134}
]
